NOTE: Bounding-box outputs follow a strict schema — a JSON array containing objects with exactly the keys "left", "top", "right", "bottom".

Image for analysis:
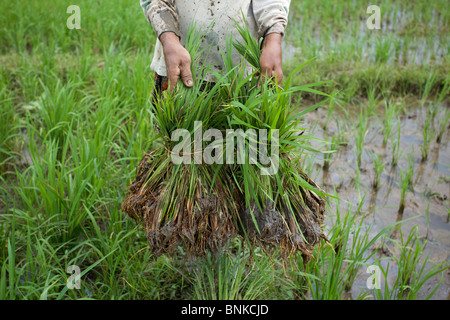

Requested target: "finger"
[
  {"left": 167, "top": 68, "right": 180, "bottom": 91},
  {"left": 261, "top": 66, "right": 272, "bottom": 80},
  {"left": 260, "top": 67, "right": 273, "bottom": 86},
  {"left": 180, "top": 60, "right": 193, "bottom": 88},
  {"left": 274, "top": 68, "right": 283, "bottom": 85}
]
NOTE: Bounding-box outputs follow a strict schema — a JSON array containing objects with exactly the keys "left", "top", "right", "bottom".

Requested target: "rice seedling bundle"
[{"left": 122, "top": 23, "right": 330, "bottom": 261}]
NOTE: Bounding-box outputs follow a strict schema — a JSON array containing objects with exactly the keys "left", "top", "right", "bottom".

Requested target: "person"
[
  {"left": 139, "top": 0, "right": 290, "bottom": 91},
  {"left": 125, "top": 1, "right": 327, "bottom": 260}
]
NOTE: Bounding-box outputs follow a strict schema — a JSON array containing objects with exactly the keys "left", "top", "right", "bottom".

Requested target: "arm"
[
  {"left": 252, "top": 0, "right": 290, "bottom": 84},
  {"left": 140, "top": 0, "right": 180, "bottom": 39},
  {"left": 140, "top": 0, "right": 193, "bottom": 90}
]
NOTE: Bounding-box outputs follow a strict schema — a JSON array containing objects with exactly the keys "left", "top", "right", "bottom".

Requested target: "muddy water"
[
  {"left": 284, "top": 5, "right": 449, "bottom": 65},
  {"left": 301, "top": 99, "right": 449, "bottom": 299},
  {"left": 282, "top": 32, "right": 448, "bottom": 66}
]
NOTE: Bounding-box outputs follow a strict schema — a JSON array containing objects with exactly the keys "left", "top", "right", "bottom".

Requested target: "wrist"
[
  {"left": 262, "top": 33, "right": 282, "bottom": 49},
  {"left": 160, "top": 31, "right": 181, "bottom": 47}
]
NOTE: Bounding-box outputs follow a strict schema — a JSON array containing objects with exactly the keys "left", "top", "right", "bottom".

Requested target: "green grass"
[
  {"left": 397, "top": 153, "right": 415, "bottom": 214},
  {"left": 355, "top": 106, "right": 369, "bottom": 167},
  {"left": 390, "top": 122, "right": 402, "bottom": 168},
  {"left": 436, "top": 107, "right": 449, "bottom": 143},
  {"left": 382, "top": 99, "right": 398, "bottom": 145},
  {"left": 0, "top": 0, "right": 448, "bottom": 300},
  {"left": 322, "top": 134, "right": 339, "bottom": 171},
  {"left": 284, "top": 0, "right": 449, "bottom": 101},
  {"left": 421, "top": 103, "right": 435, "bottom": 161},
  {"left": 0, "top": 87, "right": 17, "bottom": 174},
  {"left": 371, "top": 227, "right": 447, "bottom": 300},
  {"left": 371, "top": 152, "right": 384, "bottom": 190}
]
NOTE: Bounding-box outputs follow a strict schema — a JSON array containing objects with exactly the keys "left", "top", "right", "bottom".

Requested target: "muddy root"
[
  {"left": 121, "top": 154, "right": 237, "bottom": 257},
  {"left": 122, "top": 154, "right": 328, "bottom": 261},
  {"left": 237, "top": 173, "right": 328, "bottom": 263}
]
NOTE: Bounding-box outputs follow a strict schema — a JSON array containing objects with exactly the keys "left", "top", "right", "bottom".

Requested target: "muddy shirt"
[{"left": 139, "top": 0, "right": 290, "bottom": 81}]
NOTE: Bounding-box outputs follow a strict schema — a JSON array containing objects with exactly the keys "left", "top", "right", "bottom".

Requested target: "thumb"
[{"left": 180, "top": 63, "right": 193, "bottom": 88}]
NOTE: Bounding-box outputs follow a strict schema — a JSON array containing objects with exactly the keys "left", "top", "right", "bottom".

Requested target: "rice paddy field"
[{"left": 0, "top": 0, "right": 449, "bottom": 300}]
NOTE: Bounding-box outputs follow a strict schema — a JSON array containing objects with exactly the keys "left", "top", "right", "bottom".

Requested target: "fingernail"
[{"left": 187, "top": 80, "right": 193, "bottom": 86}]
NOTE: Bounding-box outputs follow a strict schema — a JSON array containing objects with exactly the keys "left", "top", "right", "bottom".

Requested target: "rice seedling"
[
  {"left": 434, "top": 76, "right": 449, "bottom": 106},
  {"left": 354, "top": 107, "right": 368, "bottom": 167},
  {"left": 323, "top": 134, "right": 339, "bottom": 171},
  {"left": 227, "top": 23, "right": 336, "bottom": 258},
  {"left": 436, "top": 106, "right": 449, "bottom": 144},
  {"left": 323, "top": 90, "right": 342, "bottom": 130},
  {"left": 371, "top": 152, "right": 384, "bottom": 190},
  {"left": 391, "top": 122, "right": 402, "bottom": 168},
  {"left": 1, "top": 190, "right": 175, "bottom": 300},
  {"left": 421, "top": 103, "right": 434, "bottom": 162},
  {"left": 302, "top": 200, "right": 356, "bottom": 299},
  {"left": 122, "top": 22, "right": 333, "bottom": 261},
  {"left": 305, "top": 153, "right": 321, "bottom": 182},
  {"left": 366, "top": 88, "right": 381, "bottom": 117},
  {"left": 375, "top": 37, "right": 392, "bottom": 64},
  {"left": 382, "top": 99, "right": 398, "bottom": 145},
  {"left": 407, "top": 151, "right": 415, "bottom": 191},
  {"left": 421, "top": 72, "right": 438, "bottom": 104},
  {"left": 398, "top": 157, "right": 414, "bottom": 214},
  {"left": 353, "top": 162, "right": 362, "bottom": 199},
  {"left": 191, "top": 245, "right": 293, "bottom": 300},
  {"left": 121, "top": 26, "right": 240, "bottom": 256},
  {"left": 343, "top": 201, "right": 376, "bottom": 292},
  {"left": 303, "top": 194, "right": 406, "bottom": 300},
  {"left": 372, "top": 227, "right": 448, "bottom": 300},
  {"left": 2, "top": 211, "right": 82, "bottom": 299},
  {"left": 424, "top": 201, "right": 431, "bottom": 240}
]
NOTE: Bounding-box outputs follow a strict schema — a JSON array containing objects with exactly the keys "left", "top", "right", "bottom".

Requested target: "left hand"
[{"left": 259, "top": 33, "right": 283, "bottom": 85}]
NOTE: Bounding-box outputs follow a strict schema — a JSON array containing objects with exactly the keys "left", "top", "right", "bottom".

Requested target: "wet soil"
[{"left": 302, "top": 98, "right": 449, "bottom": 299}]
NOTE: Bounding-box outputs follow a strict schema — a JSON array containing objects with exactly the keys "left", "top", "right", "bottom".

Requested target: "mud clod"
[{"left": 237, "top": 175, "right": 327, "bottom": 262}]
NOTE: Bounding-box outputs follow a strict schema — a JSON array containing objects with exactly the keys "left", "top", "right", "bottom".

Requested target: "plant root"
[
  {"left": 122, "top": 154, "right": 237, "bottom": 257},
  {"left": 237, "top": 174, "right": 328, "bottom": 263}
]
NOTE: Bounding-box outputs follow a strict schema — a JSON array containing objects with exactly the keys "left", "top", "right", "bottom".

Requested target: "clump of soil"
[
  {"left": 122, "top": 153, "right": 238, "bottom": 257},
  {"left": 237, "top": 172, "right": 328, "bottom": 262}
]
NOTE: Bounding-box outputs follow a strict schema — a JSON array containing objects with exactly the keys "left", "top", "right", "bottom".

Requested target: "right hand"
[
  {"left": 260, "top": 33, "right": 283, "bottom": 86},
  {"left": 160, "top": 32, "right": 193, "bottom": 91}
]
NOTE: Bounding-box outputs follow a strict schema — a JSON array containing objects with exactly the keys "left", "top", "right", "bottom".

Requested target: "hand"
[
  {"left": 259, "top": 33, "right": 283, "bottom": 85},
  {"left": 160, "top": 32, "right": 193, "bottom": 91}
]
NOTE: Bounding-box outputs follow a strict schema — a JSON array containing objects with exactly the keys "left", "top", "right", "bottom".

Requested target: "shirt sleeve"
[
  {"left": 139, "top": 0, "right": 181, "bottom": 39},
  {"left": 252, "top": 0, "right": 290, "bottom": 38}
]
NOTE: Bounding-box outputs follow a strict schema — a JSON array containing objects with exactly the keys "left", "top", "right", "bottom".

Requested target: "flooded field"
[{"left": 302, "top": 98, "right": 449, "bottom": 299}]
